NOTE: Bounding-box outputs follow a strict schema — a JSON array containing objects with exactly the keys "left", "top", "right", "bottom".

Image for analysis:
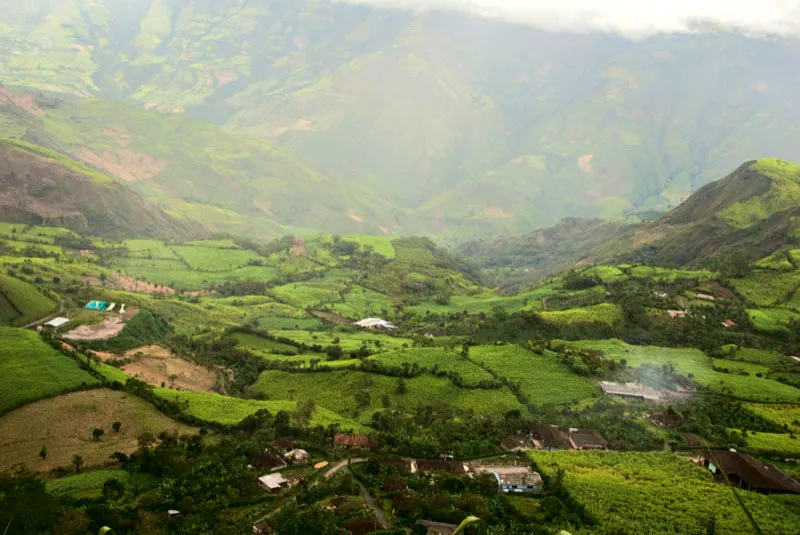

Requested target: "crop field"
[
  {"left": 744, "top": 404, "right": 800, "bottom": 432},
  {"left": 559, "top": 339, "right": 800, "bottom": 403},
  {"left": 367, "top": 348, "right": 496, "bottom": 387},
  {"left": 185, "top": 239, "right": 242, "bottom": 249},
  {"left": 732, "top": 271, "right": 800, "bottom": 306},
  {"left": 726, "top": 347, "right": 787, "bottom": 366},
  {"left": 154, "top": 389, "right": 367, "bottom": 431},
  {"left": 469, "top": 345, "right": 599, "bottom": 405},
  {"left": 46, "top": 469, "right": 140, "bottom": 499},
  {"left": 270, "top": 330, "right": 413, "bottom": 352},
  {"left": 711, "top": 358, "right": 770, "bottom": 376},
  {"left": 269, "top": 281, "right": 344, "bottom": 308},
  {"left": 0, "top": 238, "right": 63, "bottom": 255},
  {"left": 529, "top": 451, "right": 800, "bottom": 535},
  {"left": 256, "top": 316, "right": 323, "bottom": 330},
  {"left": 0, "top": 328, "right": 98, "bottom": 413},
  {"left": 232, "top": 332, "right": 302, "bottom": 355},
  {"left": 335, "top": 285, "right": 395, "bottom": 318},
  {"left": 123, "top": 239, "right": 178, "bottom": 259},
  {"left": 744, "top": 431, "right": 800, "bottom": 456},
  {"left": 629, "top": 265, "right": 715, "bottom": 282},
  {"left": 172, "top": 245, "right": 263, "bottom": 271},
  {"left": 748, "top": 308, "right": 800, "bottom": 333},
  {"left": 583, "top": 265, "right": 626, "bottom": 283},
  {"left": 0, "top": 389, "right": 195, "bottom": 473},
  {"left": 248, "top": 369, "right": 523, "bottom": 418},
  {"left": 110, "top": 257, "right": 278, "bottom": 291},
  {"left": 408, "top": 288, "right": 546, "bottom": 317},
  {"left": 342, "top": 235, "right": 396, "bottom": 258},
  {"left": 0, "top": 273, "right": 56, "bottom": 325},
  {"left": 539, "top": 303, "right": 623, "bottom": 327}
]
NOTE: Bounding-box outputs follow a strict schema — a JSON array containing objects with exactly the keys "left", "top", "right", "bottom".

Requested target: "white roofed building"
[
  {"left": 43, "top": 317, "right": 70, "bottom": 329},
  {"left": 353, "top": 318, "right": 397, "bottom": 330},
  {"left": 258, "top": 473, "right": 288, "bottom": 492}
]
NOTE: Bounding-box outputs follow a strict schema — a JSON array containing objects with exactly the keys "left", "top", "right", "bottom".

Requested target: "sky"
[{"left": 335, "top": 0, "right": 800, "bottom": 37}]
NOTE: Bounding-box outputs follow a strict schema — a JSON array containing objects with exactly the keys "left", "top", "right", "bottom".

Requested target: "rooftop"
[
  {"left": 531, "top": 425, "right": 572, "bottom": 449},
  {"left": 284, "top": 448, "right": 310, "bottom": 460},
  {"left": 44, "top": 317, "right": 70, "bottom": 328},
  {"left": 416, "top": 520, "right": 460, "bottom": 535},
  {"left": 334, "top": 434, "right": 377, "bottom": 448},
  {"left": 258, "top": 473, "right": 288, "bottom": 490},
  {"left": 706, "top": 451, "right": 800, "bottom": 494},
  {"left": 600, "top": 381, "right": 662, "bottom": 402},
  {"left": 568, "top": 428, "right": 608, "bottom": 449}
]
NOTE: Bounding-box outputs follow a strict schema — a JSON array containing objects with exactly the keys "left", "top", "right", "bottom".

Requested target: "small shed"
[
  {"left": 43, "top": 317, "right": 70, "bottom": 329},
  {"left": 258, "top": 473, "right": 288, "bottom": 492},
  {"left": 284, "top": 449, "right": 310, "bottom": 463}
]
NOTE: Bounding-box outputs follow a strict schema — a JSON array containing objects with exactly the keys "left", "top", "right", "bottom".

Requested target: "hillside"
[
  {"left": 462, "top": 159, "right": 800, "bottom": 286},
  {"left": 0, "top": 138, "right": 204, "bottom": 240},
  {"left": 2, "top": 1, "right": 800, "bottom": 238}
]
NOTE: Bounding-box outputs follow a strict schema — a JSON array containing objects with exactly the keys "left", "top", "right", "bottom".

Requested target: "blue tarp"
[{"left": 84, "top": 300, "right": 108, "bottom": 311}]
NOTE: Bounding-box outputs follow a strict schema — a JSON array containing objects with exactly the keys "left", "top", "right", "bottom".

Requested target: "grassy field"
[
  {"left": 629, "top": 266, "right": 715, "bottom": 282},
  {"left": 557, "top": 339, "right": 800, "bottom": 402},
  {"left": 744, "top": 404, "right": 800, "bottom": 432},
  {"left": 367, "top": 348, "right": 496, "bottom": 387},
  {"left": 110, "top": 257, "right": 278, "bottom": 291},
  {"left": 748, "top": 308, "right": 800, "bottom": 333},
  {"left": 0, "top": 328, "right": 98, "bottom": 414},
  {"left": 248, "top": 369, "right": 523, "bottom": 418},
  {"left": 0, "top": 273, "right": 57, "bottom": 326},
  {"left": 529, "top": 450, "right": 800, "bottom": 535},
  {"left": 732, "top": 271, "right": 800, "bottom": 306},
  {"left": 0, "top": 389, "right": 196, "bottom": 473},
  {"left": 154, "top": 388, "right": 367, "bottom": 431},
  {"left": 46, "top": 469, "right": 155, "bottom": 499},
  {"left": 172, "top": 245, "right": 263, "bottom": 271},
  {"left": 269, "top": 281, "right": 344, "bottom": 308},
  {"left": 342, "top": 235, "right": 396, "bottom": 258},
  {"left": 744, "top": 431, "right": 800, "bottom": 456},
  {"left": 232, "top": 332, "right": 302, "bottom": 354},
  {"left": 468, "top": 345, "right": 599, "bottom": 406},
  {"left": 270, "top": 330, "right": 413, "bottom": 352}
]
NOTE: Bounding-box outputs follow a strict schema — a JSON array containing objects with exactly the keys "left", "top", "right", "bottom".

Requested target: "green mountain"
[
  {"left": 461, "top": 159, "right": 800, "bottom": 287},
  {"left": 3, "top": 0, "right": 800, "bottom": 239},
  {"left": 0, "top": 138, "right": 203, "bottom": 240}
]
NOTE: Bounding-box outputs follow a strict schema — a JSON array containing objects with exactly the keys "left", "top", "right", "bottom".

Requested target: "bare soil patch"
[
  {"left": 104, "top": 127, "right": 131, "bottom": 147},
  {"left": 120, "top": 345, "right": 226, "bottom": 393},
  {"left": 62, "top": 307, "right": 139, "bottom": 341},
  {"left": 483, "top": 206, "right": 513, "bottom": 219},
  {"left": 290, "top": 236, "right": 308, "bottom": 257},
  {"left": 0, "top": 389, "right": 196, "bottom": 473},
  {"left": 577, "top": 153, "right": 594, "bottom": 174},
  {"left": 0, "top": 86, "right": 44, "bottom": 117},
  {"left": 111, "top": 274, "right": 176, "bottom": 296},
  {"left": 79, "top": 148, "right": 167, "bottom": 182},
  {"left": 348, "top": 209, "right": 364, "bottom": 223}
]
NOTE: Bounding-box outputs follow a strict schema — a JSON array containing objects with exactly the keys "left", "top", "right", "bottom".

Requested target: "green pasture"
[
  {"left": 539, "top": 303, "right": 623, "bottom": 327},
  {"left": 0, "top": 273, "right": 57, "bottom": 326},
  {"left": 0, "top": 327, "right": 98, "bottom": 413},
  {"left": 367, "top": 348, "right": 496, "bottom": 387}
]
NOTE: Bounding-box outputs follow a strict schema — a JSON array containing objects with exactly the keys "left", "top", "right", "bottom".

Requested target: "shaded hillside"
[
  {"left": 0, "top": 139, "right": 205, "bottom": 240},
  {"left": 463, "top": 160, "right": 800, "bottom": 287},
  {"left": 3, "top": 1, "right": 800, "bottom": 237}
]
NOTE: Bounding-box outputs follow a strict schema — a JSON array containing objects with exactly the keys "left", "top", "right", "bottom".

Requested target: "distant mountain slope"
[
  {"left": 0, "top": 138, "right": 204, "bottom": 240},
  {"left": 462, "top": 159, "right": 800, "bottom": 287},
  {"left": 3, "top": 0, "right": 800, "bottom": 238}
]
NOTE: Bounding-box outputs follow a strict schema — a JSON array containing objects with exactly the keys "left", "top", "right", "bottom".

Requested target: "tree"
[
  {"left": 138, "top": 432, "right": 157, "bottom": 449},
  {"left": 92, "top": 428, "right": 105, "bottom": 442},
  {"left": 39, "top": 446, "right": 47, "bottom": 461},
  {"left": 72, "top": 455, "right": 84, "bottom": 474},
  {"left": 396, "top": 378, "right": 408, "bottom": 395},
  {"left": 112, "top": 421, "right": 122, "bottom": 433},
  {"left": 293, "top": 398, "right": 316, "bottom": 428},
  {"left": 99, "top": 273, "right": 107, "bottom": 283},
  {"left": 102, "top": 479, "right": 126, "bottom": 502},
  {"left": 53, "top": 508, "right": 90, "bottom": 535}
]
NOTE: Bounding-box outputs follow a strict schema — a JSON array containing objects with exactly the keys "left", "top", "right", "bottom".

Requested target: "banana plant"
[{"left": 453, "top": 516, "right": 480, "bottom": 534}]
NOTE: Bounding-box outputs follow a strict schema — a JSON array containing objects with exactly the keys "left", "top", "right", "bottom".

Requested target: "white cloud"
[{"left": 334, "top": 0, "right": 800, "bottom": 37}]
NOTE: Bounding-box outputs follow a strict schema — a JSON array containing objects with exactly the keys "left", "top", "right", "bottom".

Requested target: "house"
[
  {"left": 342, "top": 516, "right": 390, "bottom": 535},
  {"left": 270, "top": 436, "right": 293, "bottom": 452},
  {"left": 284, "top": 449, "right": 310, "bottom": 464},
  {"left": 250, "top": 452, "right": 287, "bottom": 472},
  {"left": 531, "top": 425, "right": 572, "bottom": 450},
  {"left": 167, "top": 510, "right": 181, "bottom": 518},
  {"left": 473, "top": 465, "right": 543, "bottom": 493},
  {"left": 568, "top": 428, "right": 608, "bottom": 450},
  {"left": 252, "top": 522, "right": 273, "bottom": 535},
  {"left": 43, "top": 317, "right": 70, "bottom": 329},
  {"left": 258, "top": 473, "right": 288, "bottom": 492},
  {"left": 416, "top": 520, "right": 460, "bottom": 535},
  {"left": 353, "top": 318, "right": 397, "bottom": 330},
  {"left": 415, "top": 459, "right": 469, "bottom": 475},
  {"left": 696, "top": 293, "right": 715, "bottom": 301},
  {"left": 600, "top": 381, "right": 662, "bottom": 403},
  {"left": 501, "top": 435, "right": 538, "bottom": 452},
  {"left": 699, "top": 450, "right": 800, "bottom": 494},
  {"left": 722, "top": 319, "right": 737, "bottom": 328},
  {"left": 667, "top": 310, "right": 688, "bottom": 319},
  {"left": 334, "top": 434, "right": 378, "bottom": 449},
  {"left": 649, "top": 412, "right": 684, "bottom": 428}
]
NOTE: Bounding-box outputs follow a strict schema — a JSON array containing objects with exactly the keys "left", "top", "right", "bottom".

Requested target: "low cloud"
[{"left": 334, "top": 0, "right": 800, "bottom": 37}]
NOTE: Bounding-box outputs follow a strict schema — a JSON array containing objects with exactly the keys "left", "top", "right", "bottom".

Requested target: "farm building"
[
  {"left": 250, "top": 452, "right": 286, "bottom": 472},
  {"left": 353, "top": 317, "right": 397, "bottom": 330},
  {"left": 501, "top": 435, "right": 538, "bottom": 452},
  {"left": 473, "top": 465, "right": 543, "bottom": 493},
  {"left": 269, "top": 436, "right": 293, "bottom": 452},
  {"left": 258, "top": 473, "right": 288, "bottom": 492},
  {"left": 695, "top": 293, "right": 715, "bottom": 301},
  {"left": 601, "top": 381, "right": 662, "bottom": 403},
  {"left": 284, "top": 449, "right": 310, "bottom": 464},
  {"left": 568, "top": 428, "right": 608, "bottom": 450},
  {"left": 43, "top": 317, "right": 70, "bottom": 329},
  {"left": 667, "top": 310, "right": 688, "bottom": 319},
  {"left": 414, "top": 459, "right": 469, "bottom": 475},
  {"left": 334, "top": 433, "right": 378, "bottom": 449},
  {"left": 649, "top": 412, "right": 684, "bottom": 428},
  {"left": 699, "top": 451, "right": 800, "bottom": 494},
  {"left": 416, "top": 520, "right": 460, "bottom": 535},
  {"left": 531, "top": 425, "right": 572, "bottom": 450},
  {"left": 722, "top": 319, "right": 737, "bottom": 328}
]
